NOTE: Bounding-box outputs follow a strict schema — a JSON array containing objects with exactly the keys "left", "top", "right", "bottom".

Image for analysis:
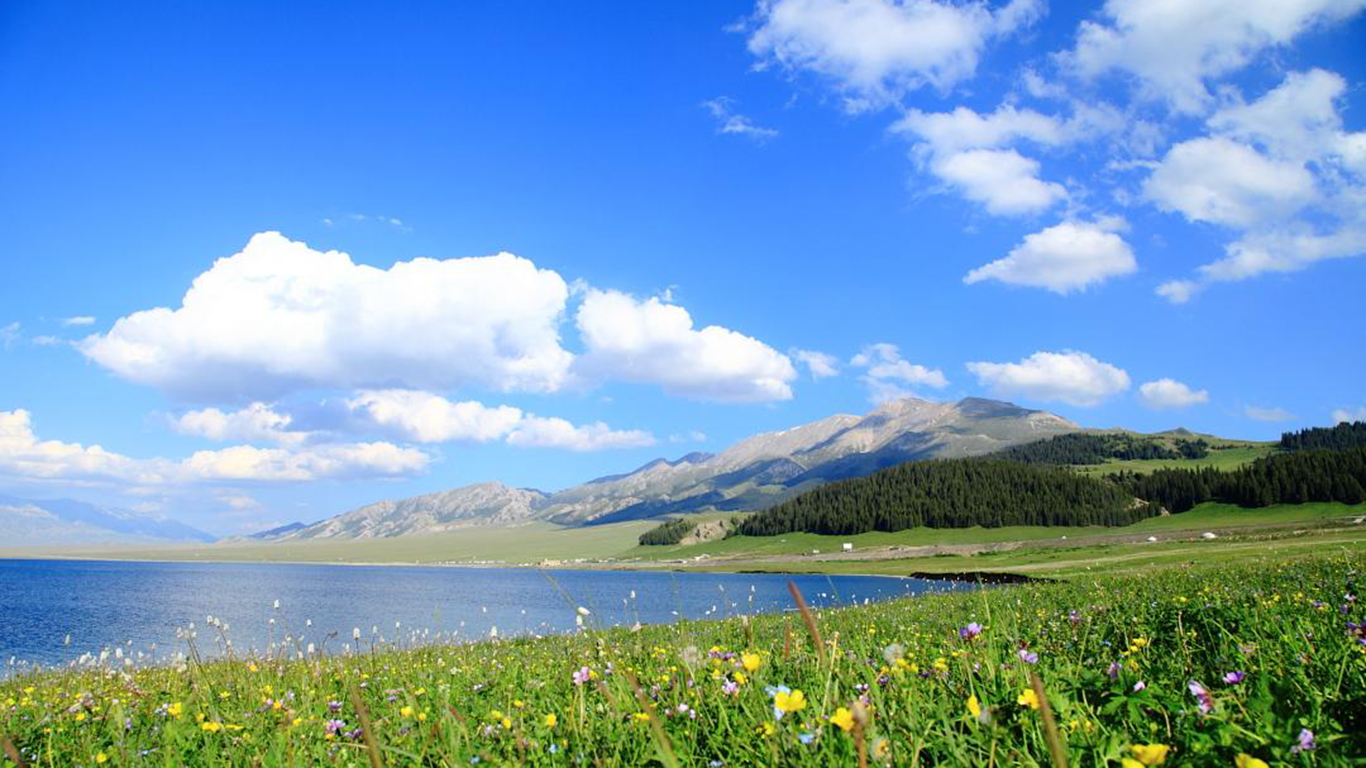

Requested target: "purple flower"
[
  {"left": 1188, "top": 680, "right": 1213, "bottom": 715},
  {"left": 1068, "top": 610, "right": 1082, "bottom": 626},
  {"left": 572, "top": 666, "right": 591, "bottom": 685},
  {"left": 1291, "top": 728, "right": 1316, "bottom": 754},
  {"left": 327, "top": 700, "right": 343, "bottom": 712},
  {"left": 1133, "top": 681, "right": 1146, "bottom": 692},
  {"left": 721, "top": 680, "right": 739, "bottom": 696},
  {"left": 959, "top": 622, "right": 983, "bottom": 639},
  {"left": 1018, "top": 649, "right": 1039, "bottom": 665},
  {"left": 325, "top": 719, "right": 345, "bottom": 735},
  {"left": 1222, "top": 671, "right": 1245, "bottom": 685},
  {"left": 1107, "top": 661, "right": 1121, "bottom": 680}
]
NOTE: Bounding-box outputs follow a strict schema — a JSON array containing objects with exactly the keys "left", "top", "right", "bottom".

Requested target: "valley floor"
[{"left": 1, "top": 502, "right": 1363, "bottom": 582}]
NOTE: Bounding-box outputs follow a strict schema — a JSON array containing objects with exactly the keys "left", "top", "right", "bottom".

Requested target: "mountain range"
[
  {"left": 0, "top": 495, "right": 217, "bottom": 545},
  {"left": 272, "top": 396, "right": 1079, "bottom": 541}
]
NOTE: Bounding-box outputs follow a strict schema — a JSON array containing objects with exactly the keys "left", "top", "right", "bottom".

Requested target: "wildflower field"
[{"left": 3, "top": 551, "right": 1363, "bottom": 767}]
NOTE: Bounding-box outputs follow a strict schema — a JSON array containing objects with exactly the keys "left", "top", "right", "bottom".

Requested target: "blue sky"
[{"left": 2, "top": 0, "right": 1364, "bottom": 534}]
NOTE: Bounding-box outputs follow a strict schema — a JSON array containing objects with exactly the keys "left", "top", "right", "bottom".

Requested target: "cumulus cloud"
[
  {"left": 703, "top": 97, "right": 779, "bottom": 141},
  {"left": 80, "top": 232, "right": 575, "bottom": 402},
  {"left": 891, "top": 104, "right": 1076, "bottom": 216},
  {"left": 173, "top": 403, "right": 309, "bottom": 447},
  {"left": 1066, "top": 0, "right": 1366, "bottom": 113},
  {"left": 0, "top": 408, "right": 426, "bottom": 486},
  {"left": 1143, "top": 137, "right": 1318, "bottom": 228},
  {"left": 1245, "top": 405, "right": 1295, "bottom": 422},
  {"left": 1333, "top": 406, "right": 1366, "bottom": 424},
  {"left": 792, "top": 349, "right": 840, "bottom": 379},
  {"left": 346, "top": 389, "right": 654, "bottom": 451},
  {"left": 1151, "top": 69, "right": 1366, "bottom": 299},
  {"left": 964, "top": 218, "right": 1137, "bottom": 293},
  {"left": 930, "top": 148, "right": 1068, "bottom": 216},
  {"left": 506, "top": 417, "right": 656, "bottom": 452},
  {"left": 850, "top": 343, "right": 948, "bottom": 403},
  {"left": 744, "top": 0, "right": 1043, "bottom": 111},
  {"left": 574, "top": 289, "right": 797, "bottom": 403},
  {"left": 966, "top": 350, "right": 1130, "bottom": 406},
  {"left": 1137, "top": 378, "right": 1210, "bottom": 410}
]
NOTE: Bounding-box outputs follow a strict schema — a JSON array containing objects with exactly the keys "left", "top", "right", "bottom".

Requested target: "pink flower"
[{"left": 572, "top": 666, "right": 591, "bottom": 686}]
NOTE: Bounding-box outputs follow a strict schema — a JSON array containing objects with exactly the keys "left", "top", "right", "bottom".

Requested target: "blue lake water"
[{"left": 0, "top": 559, "right": 974, "bottom": 672}]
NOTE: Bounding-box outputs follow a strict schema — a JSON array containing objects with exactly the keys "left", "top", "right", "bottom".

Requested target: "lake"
[{"left": 0, "top": 559, "right": 974, "bottom": 672}]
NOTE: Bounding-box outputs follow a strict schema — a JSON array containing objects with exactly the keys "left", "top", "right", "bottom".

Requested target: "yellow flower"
[
  {"left": 759, "top": 721, "right": 776, "bottom": 737},
  {"left": 966, "top": 695, "right": 981, "bottom": 719},
  {"left": 501, "top": 717, "right": 512, "bottom": 729},
  {"left": 1129, "top": 743, "right": 1171, "bottom": 765},
  {"left": 400, "top": 706, "right": 415, "bottom": 718},
  {"left": 632, "top": 712, "right": 651, "bottom": 723},
  {"left": 1017, "top": 688, "right": 1039, "bottom": 710},
  {"left": 201, "top": 721, "right": 223, "bottom": 733},
  {"left": 734, "top": 672, "right": 747, "bottom": 685},
  {"left": 96, "top": 753, "right": 108, "bottom": 764},
  {"left": 1235, "top": 755, "right": 1269, "bottom": 768},
  {"left": 774, "top": 689, "right": 807, "bottom": 714},
  {"left": 830, "top": 707, "right": 854, "bottom": 732},
  {"left": 1122, "top": 760, "right": 1145, "bottom": 768},
  {"left": 544, "top": 713, "right": 558, "bottom": 728},
  {"left": 417, "top": 712, "right": 427, "bottom": 722},
  {"left": 742, "top": 652, "right": 762, "bottom": 673},
  {"left": 74, "top": 712, "right": 87, "bottom": 722}
]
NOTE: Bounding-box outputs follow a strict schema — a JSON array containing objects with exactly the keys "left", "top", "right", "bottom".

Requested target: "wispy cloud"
[
  {"left": 1245, "top": 405, "right": 1295, "bottom": 422},
  {"left": 702, "top": 97, "right": 778, "bottom": 142},
  {"left": 61, "top": 316, "right": 95, "bottom": 327}
]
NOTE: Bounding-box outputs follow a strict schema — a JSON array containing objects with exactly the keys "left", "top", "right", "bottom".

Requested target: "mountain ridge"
[{"left": 273, "top": 396, "right": 1081, "bottom": 541}]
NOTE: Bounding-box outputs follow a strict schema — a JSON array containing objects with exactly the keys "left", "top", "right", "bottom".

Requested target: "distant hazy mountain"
[
  {"left": 282, "top": 482, "right": 545, "bottom": 540},
  {"left": 245, "top": 522, "right": 307, "bottom": 539},
  {"left": 0, "top": 495, "right": 217, "bottom": 546},
  {"left": 281, "top": 396, "right": 1079, "bottom": 540}
]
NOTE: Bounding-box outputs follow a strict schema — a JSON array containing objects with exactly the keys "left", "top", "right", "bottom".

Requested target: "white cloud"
[
  {"left": 1333, "top": 406, "right": 1366, "bottom": 423},
  {"left": 347, "top": 390, "right": 523, "bottom": 444},
  {"left": 1245, "top": 405, "right": 1294, "bottom": 422},
  {"left": 1143, "top": 137, "right": 1318, "bottom": 228},
  {"left": 346, "top": 389, "right": 654, "bottom": 451},
  {"left": 80, "top": 232, "right": 575, "bottom": 402},
  {"left": 173, "top": 403, "right": 309, "bottom": 447},
  {"left": 850, "top": 343, "right": 948, "bottom": 403},
  {"left": 669, "top": 430, "right": 709, "bottom": 444},
  {"left": 703, "top": 97, "right": 779, "bottom": 141},
  {"left": 792, "top": 349, "right": 840, "bottom": 378},
  {"left": 1067, "top": 0, "right": 1366, "bottom": 113},
  {"left": 506, "top": 417, "right": 656, "bottom": 452},
  {"left": 892, "top": 105, "right": 1071, "bottom": 216},
  {"left": 61, "top": 316, "right": 96, "bottom": 327},
  {"left": 893, "top": 104, "right": 1067, "bottom": 156},
  {"left": 1137, "top": 378, "right": 1210, "bottom": 410},
  {"left": 1155, "top": 280, "right": 1199, "bottom": 304},
  {"left": 1, "top": 322, "right": 19, "bottom": 349},
  {"left": 965, "top": 218, "right": 1137, "bottom": 293},
  {"left": 931, "top": 149, "right": 1067, "bottom": 216},
  {"left": 574, "top": 289, "right": 797, "bottom": 403},
  {"left": 218, "top": 494, "right": 262, "bottom": 511},
  {"left": 0, "top": 408, "right": 427, "bottom": 486},
  {"left": 1150, "top": 70, "right": 1366, "bottom": 299},
  {"left": 966, "top": 350, "right": 1130, "bottom": 407},
  {"left": 745, "top": 0, "right": 1043, "bottom": 111}
]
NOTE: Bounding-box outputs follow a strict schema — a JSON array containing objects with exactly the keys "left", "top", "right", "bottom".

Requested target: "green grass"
[
  {"left": 626, "top": 502, "right": 1365, "bottom": 564},
  {"left": 1072, "top": 445, "right": 1275, "bottom": 477},
  {"left": 0, "top": 521, "right": 659, "bottom": 565},
  {"left": 3, "top": 549, "right": 1362, "bottom": 766}
]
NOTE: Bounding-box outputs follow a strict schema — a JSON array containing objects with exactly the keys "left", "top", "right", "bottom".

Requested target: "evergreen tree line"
[
  {"left": 995, "top": 432, "right": 1209, "bottom": 465},
  {"left": 1279, "top": 421, "right": 1366, "bottom": 452},
  {"left": 638, "top": 518, "right": 698, "bottom": 546},
  {"left": 735, "top": 458, "right": 1153, "bottom": 537},
  {"left": 1110, "top": 447, "right": 1366, "bottom": 513}
]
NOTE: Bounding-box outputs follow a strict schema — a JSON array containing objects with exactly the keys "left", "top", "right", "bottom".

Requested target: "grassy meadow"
[{"left": 2, "top": 549, "right": 1363, "bottom": 766}]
